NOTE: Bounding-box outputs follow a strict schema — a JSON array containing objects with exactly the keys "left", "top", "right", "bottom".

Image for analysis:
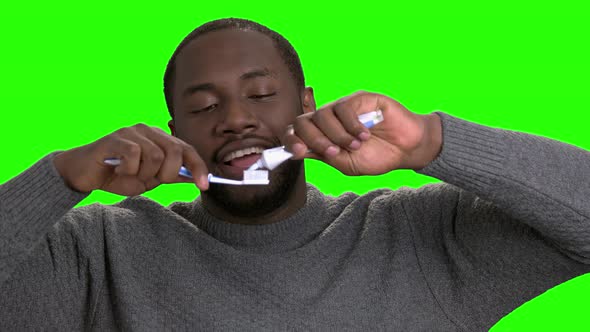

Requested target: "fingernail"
[
  {"left": 326, "top": 146, "right": 340, "bottom": 156},
  {"left": 359, "top": 131, "right": 370, "bottom": 141},
  {"left": 199, "top": 175, "right": 209, "bottom": 190},
  {"left": 292, "top": 143, "right": 307, "bottom": 156},
  {"left": 348, "top": 139, "right": 361, "bottom": 150}
]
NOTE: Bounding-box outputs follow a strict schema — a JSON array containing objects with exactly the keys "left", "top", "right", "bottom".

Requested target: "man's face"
[{"left": 169, "top": 29, "right": 312, "bottom": 218}]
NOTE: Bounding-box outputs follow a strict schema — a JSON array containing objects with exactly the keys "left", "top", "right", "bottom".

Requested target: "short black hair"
[{"left": 163, "top": 18, "right": 305, "bottom": 119}]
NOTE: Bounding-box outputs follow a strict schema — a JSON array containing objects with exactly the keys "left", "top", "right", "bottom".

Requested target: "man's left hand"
[{"left": 281, "top": 91, "right": 443, "bottom": 176}]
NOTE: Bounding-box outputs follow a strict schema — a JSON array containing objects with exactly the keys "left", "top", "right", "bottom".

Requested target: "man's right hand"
[{"left": 52, "top": 124, "right": 209, "bottom": 196}]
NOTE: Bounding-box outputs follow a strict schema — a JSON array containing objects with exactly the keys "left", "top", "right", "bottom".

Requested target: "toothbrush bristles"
[{"left": 244, "top": 170, "right": 269, "bottom": 180}]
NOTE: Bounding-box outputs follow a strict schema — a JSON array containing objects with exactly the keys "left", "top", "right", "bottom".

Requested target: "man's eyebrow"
[
  {"left": 240, "top": 68, "right": 277, "bottom": 80},
  {"left": 182, "top": 68, "right": 276, "bottom": 99},
  {"left": 182, "top": 82, "right": 215, "bottom": 98}
]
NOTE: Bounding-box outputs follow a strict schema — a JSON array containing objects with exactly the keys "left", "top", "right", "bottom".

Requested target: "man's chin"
[{"left": 203, "top": 159, "right": 303, "bottom": 219}]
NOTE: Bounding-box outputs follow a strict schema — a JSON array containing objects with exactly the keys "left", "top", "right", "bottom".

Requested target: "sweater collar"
[{"left": 174, "top": 183, "right": 329, "bottom": 252}]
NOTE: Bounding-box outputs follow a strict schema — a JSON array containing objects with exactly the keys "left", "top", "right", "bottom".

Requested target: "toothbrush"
[
  {"left": 103, "top": 109, "right": 383, "bottom": 185},
  {"left": 102, "top": 158, "right": 270, "bottom": 185},
  {"left": 207, "top": 170, "right": 269, "bottom": 185},
  {"left": 248, "top": 109, "right": 384, "bottom": 171}
]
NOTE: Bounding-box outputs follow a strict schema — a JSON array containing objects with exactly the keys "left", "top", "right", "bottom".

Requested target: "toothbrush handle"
[
  {"left": 178, "top": 166, "right": 193, "bottom": 178},
  {"left": 358, "top": 109, "right": 383, "bottom": 129},
  {"left": 103, "top": 158, "right": 193, "bottom": 178}
]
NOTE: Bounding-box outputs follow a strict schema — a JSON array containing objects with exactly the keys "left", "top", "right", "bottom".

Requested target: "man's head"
[
  {"left": 164, "top": 18, "right": 306, "bottom": 118},
  {"left": 164, "top": 18, "right": 315, "bottom": 223}
]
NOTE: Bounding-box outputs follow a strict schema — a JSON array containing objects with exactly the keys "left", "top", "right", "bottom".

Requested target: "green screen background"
[{"left": 1, "top": 2, "right": 588, "bottom": 330}]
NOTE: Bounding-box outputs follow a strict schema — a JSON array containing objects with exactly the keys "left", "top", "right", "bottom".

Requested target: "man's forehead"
[{"left": 176, "top": 29, "right": 281, "bottom": 75}]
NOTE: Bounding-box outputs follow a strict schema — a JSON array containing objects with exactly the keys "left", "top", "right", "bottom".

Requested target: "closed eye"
[
  {"left": 192, "top": 104, "right": 218, "bottom": 113},
  {"left": 249, "top": 93, "right": 276, "bottom": 100}
]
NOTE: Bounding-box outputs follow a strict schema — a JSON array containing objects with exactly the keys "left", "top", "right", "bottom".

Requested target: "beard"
[{"left": 203, "top": 159, "right": 304, "bottom": 219}]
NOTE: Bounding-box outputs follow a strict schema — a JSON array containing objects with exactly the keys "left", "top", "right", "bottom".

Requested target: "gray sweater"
[{"left": 1, "top": 113, "right": 589, "bottom": 331}]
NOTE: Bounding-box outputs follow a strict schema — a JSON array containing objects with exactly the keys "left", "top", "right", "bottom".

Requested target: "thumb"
[{"left": 280, "top": 124, "right": 323, "bottom": 161}]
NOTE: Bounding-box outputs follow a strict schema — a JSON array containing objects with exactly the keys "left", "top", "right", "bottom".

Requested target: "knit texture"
[{"left": 1, "top": 113, "right": 589, "bottom": 331}]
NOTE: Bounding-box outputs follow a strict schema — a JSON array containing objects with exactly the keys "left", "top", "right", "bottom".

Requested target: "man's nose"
[{"left": 215, "top": 100, "right": 259, "bottom": 136}]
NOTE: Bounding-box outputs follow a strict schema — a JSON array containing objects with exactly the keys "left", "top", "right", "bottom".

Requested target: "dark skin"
[
  {"left": 52, "top": 29, "right": 442, "bottom": 226},
  {"left": 168, "top": 29, "right": 316, "bottom": 224}
]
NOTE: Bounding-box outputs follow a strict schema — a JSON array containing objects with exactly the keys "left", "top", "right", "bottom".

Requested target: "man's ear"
[
  {"left": 168, "top": 119, "right": 176, "bottom": 136},
  {"left": 302, "top": 87, "right": 316, "bottom": 114}
]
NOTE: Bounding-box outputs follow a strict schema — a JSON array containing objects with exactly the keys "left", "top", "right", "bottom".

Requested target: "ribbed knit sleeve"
[
  {"left": 0, "top": 152, "right": 102, "bottom": 329},
  {"left": 408, "top": 113, "right": 590, "bottom": 330},
  {"left": 418, "top": 113, "right": 590, "bottom": 262},
  {"left": 0, "top": 152, "right": 89, "bottom": 283}
]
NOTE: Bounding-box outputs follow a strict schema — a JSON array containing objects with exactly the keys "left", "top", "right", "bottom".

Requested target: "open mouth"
[
  {"left": 223, "top": 152, "right": 262, "bottom": 169},
  {"left": 218, "top": 152, "right": 263, "bottom": 179},
  {"left": 220, "top": 145, "right": 266, "bottom": 168}
]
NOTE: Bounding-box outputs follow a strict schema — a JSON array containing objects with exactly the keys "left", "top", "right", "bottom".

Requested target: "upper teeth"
[{"left": 222, "top": 146, "right": 264, "bottom": 162}]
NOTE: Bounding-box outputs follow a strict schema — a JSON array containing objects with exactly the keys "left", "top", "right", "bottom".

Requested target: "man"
[{"left": 0, "top": 18, "right": 588, "bottom": 331}]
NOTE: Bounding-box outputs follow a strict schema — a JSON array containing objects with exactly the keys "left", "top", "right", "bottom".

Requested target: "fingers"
[
  {"left": 109, "top": 138, "right": 141, "bottom": 176},
  {"left": 151, "top": 133, "right": 184, "bottom": 184},
  {"left": 180, "top": 142, "right": 210, "bottom": 190},
  {"left": 293, "top": 115, "right": 342, "bottom": 158},
  {"left": 134, "top": 133, "right": 166, "bottom": 185},
  {"left": 332, "top": 103, "right": 371, "bottom": 142},
  {"left": 282, "top": 123, "right": 321, "bottom": 160},
  {"left": 141, "top": 126, "right": 209, "bottom": 190},
  {"left": 284, "top": 93, "right": 374, "bottom": 160},
  {"left": 106, "top": 124, "right": 209, "bottom": 191}
]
